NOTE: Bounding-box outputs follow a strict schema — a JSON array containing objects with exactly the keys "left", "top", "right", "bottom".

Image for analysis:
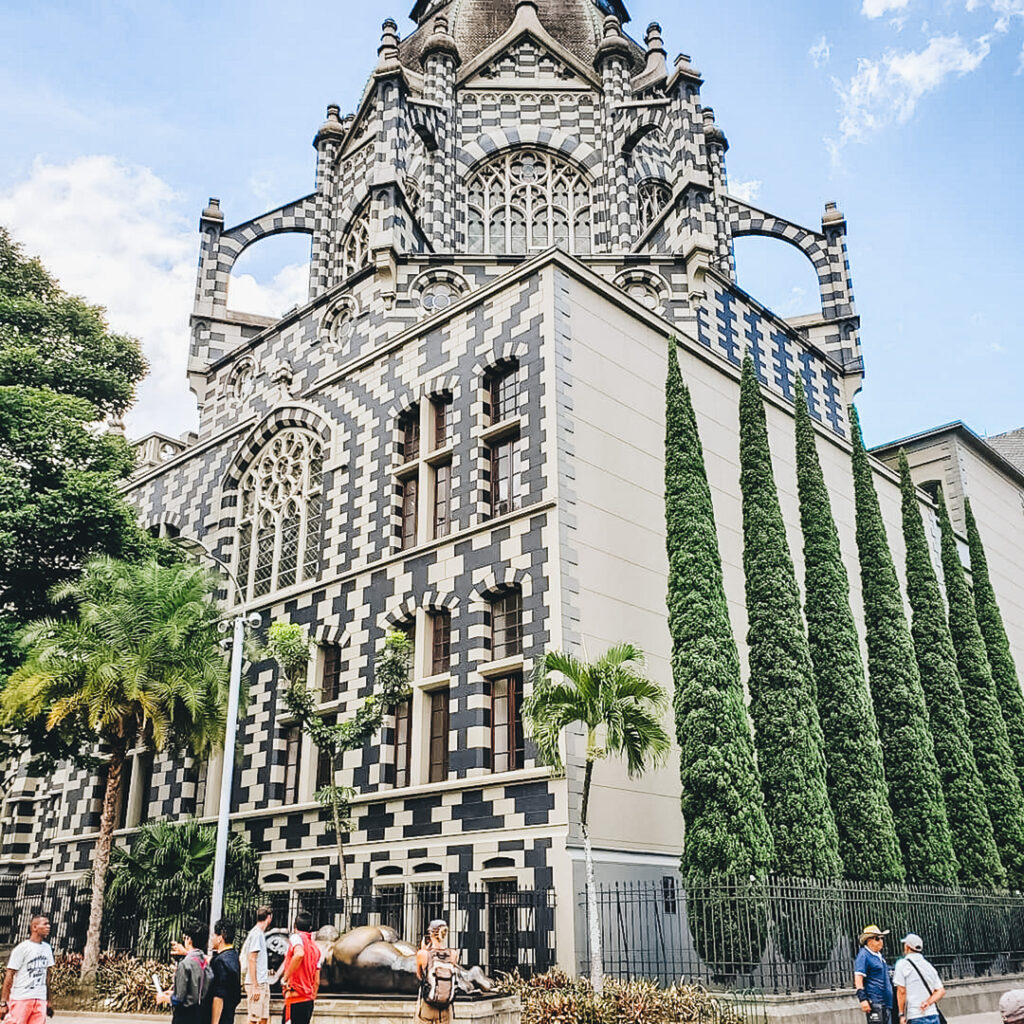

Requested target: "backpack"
[{"left": 421, "top": 948, "right": 457, "bottom": 1009}]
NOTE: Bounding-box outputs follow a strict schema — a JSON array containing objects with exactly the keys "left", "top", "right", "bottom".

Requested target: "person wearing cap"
[
  {"left": 855, "top": 925, "right": 894, "bottom": 1023},
  {"left": 893, "top": 933, "right": 945, "bottom": 1024}
]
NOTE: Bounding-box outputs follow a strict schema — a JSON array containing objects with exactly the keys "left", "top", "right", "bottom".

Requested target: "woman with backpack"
[{"left": 415, "top": 920, "right": 458, "bottom": 1023}]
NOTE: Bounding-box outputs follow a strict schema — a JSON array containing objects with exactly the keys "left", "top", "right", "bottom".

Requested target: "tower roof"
[{"left": 402, "top": 0, "right": 639, "bottom": 71}]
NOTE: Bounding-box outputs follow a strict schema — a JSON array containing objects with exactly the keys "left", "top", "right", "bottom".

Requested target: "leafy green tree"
[
  {"left": 937, "top": 493, "right": 1024, "bottom": 887},
  {"left": 522, "top": 643, "right": 669, "bottom": 995},
  {"left": 794, "top": 383, "right": 902, "bottom": 882},
  {"left": 965, "top": 498, "right": 1024, "bottom": 795},
  {"left": 266, "top": 622, "right": 411, "bottom": 930},
  {"left": 665, "top": 347, "right": 772, "bottom": 972},
  {"left": 0, "top": 228, "right": 155, "bottom": 684},
  {"left": 898, "top": 454, "right": 1004, "bottom": 887},
  {"left": 0, "top": 557, "right": 228, "bottom": 983},
  {"left": 738, "top": 356, "right": 841, "bottom": 878},
  {"left": 107, "top": 820, "right": 259, "bottom": 957},
  {"left": 849, "top": 407, "right": 957, "bottom": 884}
]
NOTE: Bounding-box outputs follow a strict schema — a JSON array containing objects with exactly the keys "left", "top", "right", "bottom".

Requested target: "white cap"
[{"left": 901, "top": 933, "right": 924, "bottom": 951}]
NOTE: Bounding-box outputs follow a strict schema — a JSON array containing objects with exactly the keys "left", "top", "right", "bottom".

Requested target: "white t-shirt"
[
  {"left": 6, "top": 940, "right": 54, "bottom": 1001},
  {"left": 242, "top": 924, "right": 269, "bottom": 984},
  {"left": 894, "top": 953, "right": 943, "bottom": 1019}
]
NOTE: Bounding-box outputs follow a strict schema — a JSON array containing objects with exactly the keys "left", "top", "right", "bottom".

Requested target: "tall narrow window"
[
  {"left": 316, "top": 715, "right": 337, "bottom": 791},
  {"left": 283, "top": 726, "right": 302, "bottom": 804},
  {"left": 491, "top": 589, "right": 523, "bottom": 660},
  {"left": 491, "top": 673, "right": 524, "bottom": 773},
  {"left": 638, "top": 180, "right": 671, "bottom": 233},
  {"left": 400, "top": 478, "right": 418, "bottom": 550},
  {"left": 433, "top": 395, "right": 453, "bottom": 449},
  {"left": 135, "top": 753, "right": 154, "bottom": 826},
  {"left": 376, "top": 884, "right": 406, "bottom": 935},
  {"left": 434, "top": 462, "right": 451, "bottom": 538},
  {"left": 400, "top": 407, "right": 421, "bottom": 463},
  {"left": 428, "top": 689, "right": 450, "bottom": 783},
  {"left": 488, "top": 365, "right": 520, "bottom": 424},
  {"left": 321, "top": 644, "right": 343, "bottom": 704},
  {"left": 465, "top": 149, "right": 593, "bottom": 255},
  {"left": 431, "top": 611, "right": 451, "bottom": 675},
  {"left": 236, "top": 429, "right": 324, "bottom": 600},
  {"left": 490, "top": 437, "right": 521, "bottom": 518},
  {"left": 394, "top": 699, "right": 412, "bottom": 788},
  {"left": 342, "top": 204, "right": 371, "bottom": 278}
]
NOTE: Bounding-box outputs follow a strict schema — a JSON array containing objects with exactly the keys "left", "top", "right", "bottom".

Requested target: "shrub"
[
  {"left": 503, "top": 970, "right": 747, "bottom": 1024},
  {"left": 49, "top": 952, "right": 173, "bottom": 1014}
]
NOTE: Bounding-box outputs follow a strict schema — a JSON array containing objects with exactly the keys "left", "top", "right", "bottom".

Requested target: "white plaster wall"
[{"left": 558, "top": 272, "right": 929, "bottom": 859}]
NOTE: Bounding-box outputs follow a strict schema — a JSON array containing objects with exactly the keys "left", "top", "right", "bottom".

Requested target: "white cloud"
[
  {"left": 810, "top": 36, "right": 832, "bottom": 67},
  {"left": 862, "top": 0, "right": 911, "bottom": 18},
  {"left": 728, "top": 179, "right": 763, "bottom": 204},
  {"left": 829, "top": 33, "right": 992, "bottom": 155},
  {"left": 966, "top": 0, "right": 1024, "bottom": 32},
  {"left": 0, "top": 156, "right": 308, "bottom": 440},
  {"left": 228, "top": 262, "right": 309, "bottom": 319}
]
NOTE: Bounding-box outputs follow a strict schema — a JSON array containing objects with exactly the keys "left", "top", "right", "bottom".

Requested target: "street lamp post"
[{"left": 172, "top": 537, "right": 259, "bottom": 944}]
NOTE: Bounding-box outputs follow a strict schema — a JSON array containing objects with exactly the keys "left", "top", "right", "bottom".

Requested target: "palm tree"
[
  {"left": 522, "top": 643, "right": 670, "bottom": 995},
  {"left": 108, "top": 820, "right": 259, "bottom": 957},
  {"left": 0, "top": 557, "right": 228, "bottom": 983}
]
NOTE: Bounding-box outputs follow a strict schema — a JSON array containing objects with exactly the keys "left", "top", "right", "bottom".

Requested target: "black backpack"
[{"left": 421, "top": 948, "right": 457, "bottom": 1009}]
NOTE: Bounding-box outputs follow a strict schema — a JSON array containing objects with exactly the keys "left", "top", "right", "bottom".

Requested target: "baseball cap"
[{"left": 901, "top": 933, "right": 924, "bottom": 951}]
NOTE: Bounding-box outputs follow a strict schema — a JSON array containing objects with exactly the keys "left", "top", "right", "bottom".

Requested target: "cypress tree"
[
  {"left": 937, "top": 492, "right": 1024, "bottom": 888},
  {"left": 965, "top": 498, "right": 1024, "bottom": 795},
  {"left": 849, "top": 406, "right": 958, "bottom": 884},
  {"left": 738, "top": 356, "right": 842, "bottom": 878},
  {"left": 898, "top": 454, "right": 1004, "bottom": 887},
  {"left": 666, "top": 346, "right": 773, "bottom": 882},
  {"left": 666, "top": 346, "right": 772, "bottom": 974},
  {"left": 794, "top": 383, "right": 903, "bottom": 882}
]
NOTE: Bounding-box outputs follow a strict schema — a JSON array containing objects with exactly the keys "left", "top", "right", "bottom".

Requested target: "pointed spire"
[
  {"left": 702, "top": 108, "right": 728, "bottom": 152},
  {"left": 378, "top": 18, "right": 400, "bottom": 62},
  {"left": 314, "top": 104, "right": 347, "bottom": 148},
  {"left": 420, "top": 12, "right": 460, "bottom": 67}
]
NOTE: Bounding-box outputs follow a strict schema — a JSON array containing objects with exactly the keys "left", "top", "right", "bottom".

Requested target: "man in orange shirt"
[{"left": 279, "top": 912, "right": 322, "bottom": 1024}]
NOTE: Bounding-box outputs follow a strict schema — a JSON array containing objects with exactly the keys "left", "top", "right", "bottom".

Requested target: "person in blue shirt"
[{"left": 855, "top": 925, "right": 894, "bottom": 1023}]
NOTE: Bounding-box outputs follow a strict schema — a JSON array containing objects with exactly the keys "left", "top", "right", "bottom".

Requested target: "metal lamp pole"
[{"left": 172, "top": 537, "right": 257, "bottom": 944}]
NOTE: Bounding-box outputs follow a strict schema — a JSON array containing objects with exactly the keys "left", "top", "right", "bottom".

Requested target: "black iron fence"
[
  {"left": 584, "top": 876, "right": 1024, "bottom": 997},
  {"left": 0, "top": 875, "right": 555, "bottom": 979}
]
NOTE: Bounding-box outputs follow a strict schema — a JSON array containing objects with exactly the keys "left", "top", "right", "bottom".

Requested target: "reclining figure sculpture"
[{"left": 267, "top": 924, "right": 497, "bottom": 996}]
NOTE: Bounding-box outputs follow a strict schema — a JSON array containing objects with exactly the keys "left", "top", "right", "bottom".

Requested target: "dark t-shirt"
[{"left": 202, "top": 947, "right": 240, "bottom": 1023}]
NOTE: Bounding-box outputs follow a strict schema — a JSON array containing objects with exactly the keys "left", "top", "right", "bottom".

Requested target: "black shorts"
[{"left": 284, "top": 1000, "right": 314, "bottom": 1024}]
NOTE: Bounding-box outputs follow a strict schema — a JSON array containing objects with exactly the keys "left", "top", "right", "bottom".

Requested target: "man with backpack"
[
  {"left": 415, "top": 919, "right": 458, "bottom": 1023},
  {"left": 157, "top": 921, "right": 211, "bottom": 1024},
  {"left": 280, "top": 911, "right": 322, "bottom": 1024}
]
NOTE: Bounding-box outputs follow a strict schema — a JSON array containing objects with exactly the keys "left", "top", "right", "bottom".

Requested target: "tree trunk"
[
  {"left": 81, "top": 745, "right": 126, "bottom": 985},
  {"left": 330, "top": 793, "right": 350, "bottom": 933},
  {"left": 580, "top": 755, "right": 603, "bottom": 995}
]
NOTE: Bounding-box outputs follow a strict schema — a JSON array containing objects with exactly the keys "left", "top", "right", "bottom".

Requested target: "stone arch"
[
  {"left": 470, "top": 566, "right": 533, "bottom": 605},
  {"left": 471, "top": 339, "right": 531, "bottom": 380},
  {"left": 726, "top": 198, "right": 833, "bottom": 299},
  {"left": 458, "top": 129, "right": 599, "bottom": 173},
  {"left": 221, "top": 404, "right": 332, "bottom": 493}
]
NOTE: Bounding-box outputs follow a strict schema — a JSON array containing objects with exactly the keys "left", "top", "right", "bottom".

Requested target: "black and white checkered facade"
[{"left": 1, "top": 0, "right": 869, "bottom": 964}]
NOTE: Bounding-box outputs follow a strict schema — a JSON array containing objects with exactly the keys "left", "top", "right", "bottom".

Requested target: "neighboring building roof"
[
  {"left": 871, "top": 421, "right": 1024, "bottom": 491},
  {"left": 986, "top": 427, "right": 1024, "bottom": 474},
  {"left": 401, "top": 0, "right": 643, "bottom": 72}
]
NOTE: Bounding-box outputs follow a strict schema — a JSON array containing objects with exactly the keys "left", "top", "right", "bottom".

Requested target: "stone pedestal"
[{"left": 259, "top": 996, "right": 521, "bottom": 1024}]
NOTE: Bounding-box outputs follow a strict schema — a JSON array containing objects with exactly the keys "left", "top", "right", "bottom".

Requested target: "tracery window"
[
  {"left": 236, "top": 428, "right": 324, "bottom": 600},
  {"left": 341, "top": 203, "right": 371, "bottom": 278},
  {"left": 638, "top": 180, "right": 671, "bottom": 233},
  {"left": 466, "top": 149, "right": 593, "bottom": 256}
]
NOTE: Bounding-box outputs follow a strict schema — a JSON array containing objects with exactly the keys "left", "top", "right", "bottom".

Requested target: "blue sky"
[{"left": 1, "top": 0, "right": 1021, "bottom": 445}]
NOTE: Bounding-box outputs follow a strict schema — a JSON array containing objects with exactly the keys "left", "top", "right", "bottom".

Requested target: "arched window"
[
  {"left": 236, "top": 429, "right": 325, "bottom": 599},
  {"left": 466, "top": 149, "right": 592, "bottom": 256},
  {"left": 341, "top": 204, "right": 371, "bottom": 278},
  {"left": 638, "top": 179, "right": 671, "bottom": 233}
]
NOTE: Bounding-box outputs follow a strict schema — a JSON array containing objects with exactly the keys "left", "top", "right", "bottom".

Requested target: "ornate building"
[{"left": 3, "top": 0, "right": 1023, "bottom": 973}]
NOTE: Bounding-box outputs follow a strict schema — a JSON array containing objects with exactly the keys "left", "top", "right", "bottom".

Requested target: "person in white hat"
[
  {"left": 855, "top": 925, "right": 894, "bottom": 1023},
  {"left": 893, "top": 933, "right": 945, "bottom": 1024}
]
